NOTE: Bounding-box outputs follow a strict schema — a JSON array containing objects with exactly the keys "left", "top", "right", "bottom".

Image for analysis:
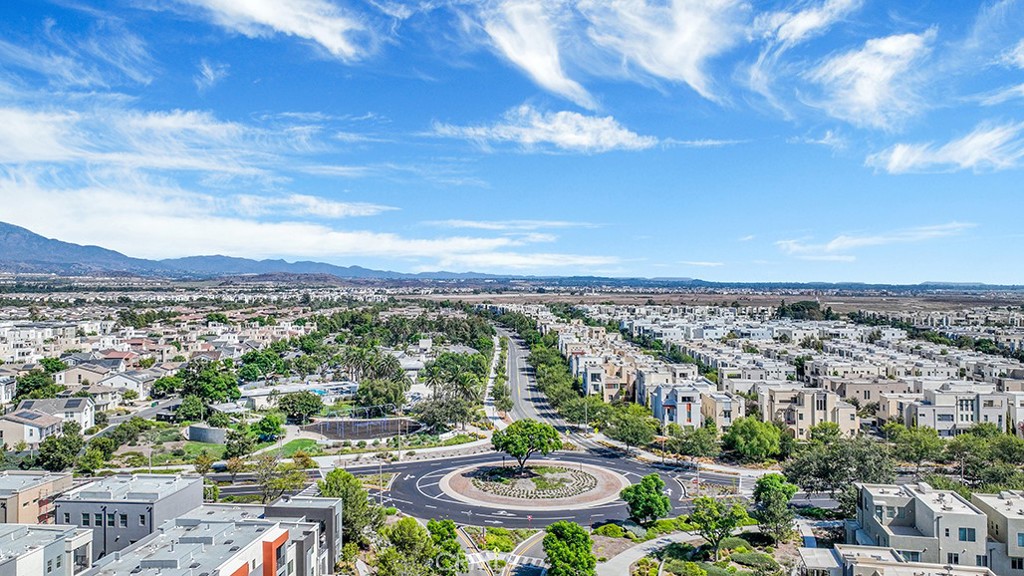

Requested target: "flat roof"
[
  {"left": 61, "top": 474, "right": 200, "bottom": 503},
  {"left": 0, "top": 524, "right": 83, "bottom": 562},
  {"left": 972, "top": 491, "right": 1024, "bottom": 519},
  {"left": 0, "top": 471, "right": 69, "bottom": 496}
]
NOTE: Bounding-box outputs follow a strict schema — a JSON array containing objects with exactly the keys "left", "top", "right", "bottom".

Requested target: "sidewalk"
[
  {"left": 482, "top": 335, "right": 509, "bottom": 432},
  {"left": 584, "top": 433, "right": 772, "bottom": 483},
  {"left": 596, "top": 532, "right": 702, "bottom": 576}
]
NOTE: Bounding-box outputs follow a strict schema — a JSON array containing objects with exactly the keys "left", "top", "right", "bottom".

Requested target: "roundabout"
[{"left": 438, "top": 459, "right": 630, "bottom": 511}]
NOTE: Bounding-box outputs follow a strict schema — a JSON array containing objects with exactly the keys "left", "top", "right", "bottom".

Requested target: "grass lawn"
[
  {"left": 184, "top": 441, "right": 226, "bottom": 460},
  {"left": 277, "top": 439, "right": 323, "bottom": 457}
]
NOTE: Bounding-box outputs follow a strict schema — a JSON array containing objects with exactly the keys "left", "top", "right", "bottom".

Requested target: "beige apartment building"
[
  {"left": 0, "top": 471, "right": 74, "bottom": 524},
  {"left": 758, "top": 385, "right": 859, "bottom": 440}
]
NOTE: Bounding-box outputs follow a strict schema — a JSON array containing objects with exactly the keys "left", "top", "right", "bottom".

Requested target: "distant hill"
[{"left": 0, "top": 221, "right": 502, "bottom": 280}]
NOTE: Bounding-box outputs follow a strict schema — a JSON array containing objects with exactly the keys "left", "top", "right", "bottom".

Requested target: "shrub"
[
  {"left": 665, "top": 560, "right": 707, "bottom": 576},
  {"left": 383, "top": 507, "right": 398, "bottom": 516},
  {"left": 719, "top": 537, "right": 752, "bottom": 551},
  {"left": 729, "top": 553, "right": 778, "bottom": 571},
  {"left": 594, "top": 524, "right": 626, "bottom": 538}
]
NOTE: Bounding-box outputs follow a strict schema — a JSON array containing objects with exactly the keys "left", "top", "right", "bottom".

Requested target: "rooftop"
[
  {"left": 0, "top": 524, "right": 88, "bottom": 563},
  {"left": 61, "top": 474, "right": 201, "bottom": 503},
  {"left": 972, "top": 491, "right": 1024, "bottom": 519},
  {"left": 0, "top": 471, "right": 70, "bottom": 496}
]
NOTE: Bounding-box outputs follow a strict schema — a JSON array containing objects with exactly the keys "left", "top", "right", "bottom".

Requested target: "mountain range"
[
  {"left": 0, "top": 221, "right": 1015, "bottom": 289},
  {"left": 0, "top": 221, "right": 491, "bottom": 280}
]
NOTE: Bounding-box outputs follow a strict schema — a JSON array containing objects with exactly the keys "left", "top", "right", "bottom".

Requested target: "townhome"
[
  {"left": 649, "top": 383, "right": 709, "bottom": 428},
  {"left": 847, "top": 483, "right": 989, "bottom": 567},
  {"left": 800, "top": 544, "right": 996, "bottom": 576},
  {"left": 55, "top": 474, "right": 204, "bottom": 560},
  {"left": 0, "top": 409, "right": 64, "bottom": 448},
  {"left": 758, "top": 385, "right": 858, "bottom": 440},
  {"left": 16, "top": 397, "right": 96, "bottom": 430},
  {"left": 904, "top": 385, "right": 1010, "bottom": 436},
  {"left": 55, "top": 364, "right": 111, "bottom": 387},
  {"left": 0, "top": 471, "right": 74, "bottom": 524},
  {"left": 0, "top": 523, "right": 93, "bottom": 576},
  {"left": 97, "top": 370, "right": 162, "bottom": 399},
  {"left": 970, "top": 490, "right": 1024, "bottom": 575},
  {"left": 700, "top": 391, "right": 746, "bottom": 430}
]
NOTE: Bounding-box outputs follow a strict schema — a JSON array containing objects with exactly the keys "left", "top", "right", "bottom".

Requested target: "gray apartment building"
[
  {"left": 265, "top": 496, "right": 344, "bottom": 574},
  {"left": 54, "top": 474, "right": 202, "bottom": 561}
]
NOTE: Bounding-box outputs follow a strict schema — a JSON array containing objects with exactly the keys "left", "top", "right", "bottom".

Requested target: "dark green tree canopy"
[{"left": 491, "top": 419, "right": 562, "bottom": 472}]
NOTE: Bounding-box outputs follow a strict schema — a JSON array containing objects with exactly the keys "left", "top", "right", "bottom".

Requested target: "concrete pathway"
[{"left": 596, "top": 532, "right": 703, "bottom": 576}]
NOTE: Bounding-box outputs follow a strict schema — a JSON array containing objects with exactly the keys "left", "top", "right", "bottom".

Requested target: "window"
[
  {"left": 47, "top": 559, "right": 52, "bottom": 573},
  {"left": 959, "top": 527, "right": 976, "bottom": 542},
  {"left": 886, "top": 507, "right": 896, "bottom": 518},
  {"left": 63, "top": 513, "right": 70, "bottom": 524},
  {"left": 139, "top": 514, "right": 146, "bottom": 526},
  {"left": 94, "top": 513, "right": 101, "bottom": 526},
  {"left": 81, "top": 513, "right": 90, "bottom": 526},
  {"left": 287, "top": 560, "right": 294, "bottom": 575},
  {"left": 944, "top": 528, "right": 950, "bottom": 538},
  {"left": 948, "top": 553, "right": 960, "bottom": 565},
  {"left": 900, "top": 551, "right": 921, "bottom": 562},
  {"left": 1017, "top": 533, "right": 1024, "bottom": 547},
  {"left": 977, "top": 555, "right": 988, "bottom": 567},
  {"left": 1013, "top": 557, "right": 1024, "bottom": 570},
  {"left": 56, "top": 555, "right": 61, "bottom": 568},
  {"left": 106, "top": 513, "right": 114, "bottom": 527},
  {"left": 119, "top": 514, "right": 127, "bottom": 527}
]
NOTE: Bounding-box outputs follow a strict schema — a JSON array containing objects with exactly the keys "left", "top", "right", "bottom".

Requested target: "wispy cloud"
[
  {"left": 776, "top": 222, "right": 975, "bottom": 261},
  {"left": 429, "top": 219, "right": 597, "bottom": 231},
  {"left": 433, "top": 251, "right": 620, "bottom": 271},
  {"left": 978, "top": 83, "right": 1024, "bottom": 106},
  {"left": 481, "top": 1, "right": 595, "bottom": 109},
  {"left": 234, "top": 194, "right": 396, "bottom": 219},
  {"left": 678, "top": 260, "right": 724, "bottom": 267},
  {"left": 194, "top": 58, "right": 229, "bottom": 91},
  {"left": 788, "top": 129, "right": 847, "bottom": 151},
  {"left": 178, "top": 0, "right": 373, "bottom": 61},
  {"left": 1002, "top": 39, "right": 1024, "bottom": 68},
  {"left": 737, "top": 235, "right": 755, "bottom": 242},
  {"left": 750, "top": 0, "right": 863, "bottom": 107},
  {"left": 578, "top": 0, "right": 748, "bottom": 102},
  {"left": 433, "top": 104, "right": 657, "bottom": 153},
  {"left": 806, "top": 28, "right": 936, "bottom": 130},
  {"left": 865, "top": 122, "right": 1024, "bottom": 173}
]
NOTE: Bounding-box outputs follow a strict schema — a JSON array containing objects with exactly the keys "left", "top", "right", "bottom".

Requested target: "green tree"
[
  {"left": 193, "top": 450, "right": 215, "bottom": 476},
  {"left": 689, "top": 496, "right": 750, "bottom": 561},
  {"left": 666, "top": 422, "right": 721, "bottom": 458},
  {"left": 180, "top": 359, "right": 240, "bottom": 402},
  {"left": 277, "top": 391, "right": 324, "bottom": 424},
  {"left": 945, "top": 433, "right": 989, "bottom": 482},
  {"left": 495, "top": 394, "right": 514, "bottom": 415},
  {"left": 15, "top": 370, "right": 63, "bottom": 401},
  {"left": 808, "top": 422, "right": 841, "bottom": 445},
  {"left": 620, "top": 473, "right": 671, "bottom": 526},
  {"left": 36, "top": 422, "right": 83, "bottom": 472},
  {"left": 151, "top": 375, "right": 182, "bottom": 398},
  {"left": 891, "top": 426, "right": 943, "bottom": 476},
  {"left": 381, "top": 516, "right": 433, "bottom": 562},
  {"left": 39, "top": 357, "right": 68, "bottom": 374},
  {"left": 355, "top": 379, "right": 407, "bottom": 415},
  {"left": 89, "top": 436, "right": 117, "bottom": 459},
  {"left": 122, "top": 389, "right": 139, "bottom": 401},
  {"left": 251, "top": 413, "right": 284, "bottom": 440},
  {"left": 543, "top": 521, "right": 596, "bottom": 576},
  {"left": 253, "top": 453, "right": 307, "bottom": 503},
  {"left": 318, "top": 469, "right": 385, "bottom": 547},
  {"left": 723, "top": 417, "right": 780, "bottom": 462},
  {"left": 427, "top": 519, "right": 468, "bottom": 576},
  {"left": 225, "top": 456, "right": 246, "bottom": 482},
  {"left": 176, "top": 395, "right": 206, "bottom": 421},
  {"left": 491, "top": 419, "right": 562, "bottom": 473},
  {"left": 76, "top": 448, "right": 106, "bottom": 475},
  {"left": 753, "top": 474, "right": 798, "bottom": 544},
  {"left": 605, "top": 404, "right": 658, "bottom": 453},
  {"left": 224, "top": 426, "right": 255, "bottom": 459},
  {"left": 783, "top": 436, "right": 895, "bottom": 516},
  {"left": 414, "top": 396, "right": 473, "bottom": 430}
]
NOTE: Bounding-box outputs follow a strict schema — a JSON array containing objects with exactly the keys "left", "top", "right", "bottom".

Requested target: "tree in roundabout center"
[
  {"left": 543, "top": 521, "right": 596, "bottom": 576},
  {"left": 491, "top": 418, "right": 562, "bottom": 474},
  {"left": 620, "top": 473, "right": 671, "bottom": 526}
]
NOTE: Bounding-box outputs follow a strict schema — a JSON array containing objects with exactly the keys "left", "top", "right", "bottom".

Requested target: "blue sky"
[{"left": 0, "top": 0, "right": 1022, "bottom": 283}]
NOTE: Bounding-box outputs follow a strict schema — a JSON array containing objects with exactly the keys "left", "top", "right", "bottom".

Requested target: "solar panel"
[
  {"left": 20, "top": 401, "right": 34, "bottom": 409},
  {"left": 16, "top": 411, "right": 40, "bottom": 420},
  {"left": 65, "top": 399, "right": 83, "bottom": 408}
]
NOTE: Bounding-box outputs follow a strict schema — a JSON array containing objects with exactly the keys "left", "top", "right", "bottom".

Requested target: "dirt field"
[{"left": 408, "top": 291, "right": 1024, "bottom": 314}]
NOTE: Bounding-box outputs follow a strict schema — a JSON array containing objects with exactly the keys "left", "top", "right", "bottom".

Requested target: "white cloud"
[
  {"left": 789, "top": 129, "right": 847, "bottom": 151},
  {"left": 678, "top": 260, "right": 724, "bottom": 267},
  {"left": 865, "top": 122, "right": 1024, "bottom": 173},
  {"left": 434, "top": 251, "right": 620, "bottom": 271},
  {"left": 577, "top": 0, "right": 748, "bottom": 101},
  {"left": 194, "top": 59, "right": 229, "bottom": 91},
  {"left": 979, "top": 83, "right": 1024, "bottom": 105},
  {"left": 234, "top": 194, "right": 396, "bottom": 219},
  {"left": 433, "top": 104, "right": 657, "bottom": 153},
  {"left": 807, "top": 29, "right": 936, "bottom": 130},
  {"left": 750, "top": 0, "right": 863, "bottom": 105},
  {"left": 737, "top": 235, "right": 755, "bottom": 242},
  {"left": 776, "top": 222, "right": 974, "bottom": 261},
  {"left": 1002, "top": 39, "right": 1024, "bottom": 68},
  {"left": 180, "top": 0, "right": 371, "bottom": 61},
  {"left": 429, "top": 219, "right": 596, "bottom": 231},
  {"left": 482, "top": 1, "right": 596, "bottom": 109}
]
